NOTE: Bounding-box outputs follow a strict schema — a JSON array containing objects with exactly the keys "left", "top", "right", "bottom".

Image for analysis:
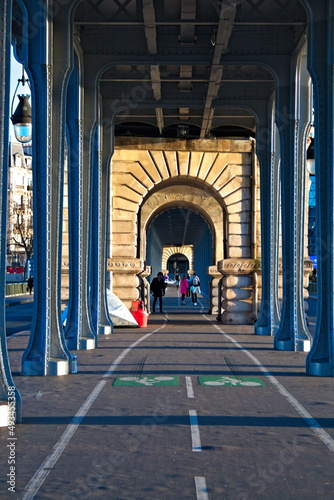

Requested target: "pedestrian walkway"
[
  {"left": 150, "top": 283, "right": 210, "bottom": 315},
  {"left": 5, "top": 294, "right": 34, "bottom": 308},
  {"left": 1, "top": 301, "right": 333, "bottom": 500}
]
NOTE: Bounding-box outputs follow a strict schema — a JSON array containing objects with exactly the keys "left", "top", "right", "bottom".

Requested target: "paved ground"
[
  {"left": 6, "top": 295, "right": 34, "bottom": 336},
  {"left": 1, "top": 288, "right": 332, "bottom": 500}
]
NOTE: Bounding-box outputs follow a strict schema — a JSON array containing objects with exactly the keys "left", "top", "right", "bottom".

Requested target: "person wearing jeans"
[
  {"left": 180, "top": 275, "right": 189, "bottom": 305},
  {"left": 190, "top": 272, "right": 201, "bottom": 305},
  {"left": 150, "top": 272, "right": 166, "bottom": 313}
]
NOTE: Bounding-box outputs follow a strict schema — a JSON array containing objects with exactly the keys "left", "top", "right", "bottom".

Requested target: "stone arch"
[
  {"left": 139, "top": 185, "right": 224, "bottom": 264},
  {"left": 110, "top": 138, "right": 257, "bottom": 312},
  {"left": 162, "top": 246, "right": 193, "bottom": 271},
  {"left": 111, "top": 139, "right": 255, "bottom": 262}
]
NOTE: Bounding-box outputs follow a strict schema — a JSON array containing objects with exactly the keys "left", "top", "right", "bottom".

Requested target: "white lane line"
[
  {"left": 206, "top": 317, "right": 334, "bottom": 453},
  {"left": 19, "top": 324, "right": 166, "bottom": 500},
  {"left": 198, "top": 299, "right": 205, "bottom": 312},
  {"left": 194, "top": 476, "right": 209, "bottom": 500},
  {"left": 186, "top": 376, "right": 195, "bottom": 398},
  {"left": 189, "top": 409, "right": 202, "bottom": 452},
  {"left": 102, "top": 331, "right": 155, "bottom": 378}
]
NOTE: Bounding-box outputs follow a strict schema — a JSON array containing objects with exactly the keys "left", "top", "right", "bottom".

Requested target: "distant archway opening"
[
  {"left": 146, "top": 206, "right": 213, "bottom": 297},
  {"left": 167, "top": 253, "right": 189, "bottom": 278}
]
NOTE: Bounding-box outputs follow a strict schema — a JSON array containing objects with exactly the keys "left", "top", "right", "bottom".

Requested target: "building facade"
[{"left": 6, "top": 142, "right": 33, "bottom": 269}]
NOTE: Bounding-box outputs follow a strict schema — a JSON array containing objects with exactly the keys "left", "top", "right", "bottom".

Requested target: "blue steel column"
[
  {"left": 22, "top": 2, "right": 73, "bottom": 375},
  {"left": 0, "top": 0, "right": 22, "bottom": 424},
  {"left": 89, "top": 124, "right": 99, "bottom": 332},
  {"left": 76, "top": 62, "right": 99, "bottom": 349},
  {"left": 98, "top": 110, "right": 114, "bottom": 335},
  {"left": 305, "top": 0, "right": 334, "bottom": 376},
  {"left": 274, "top": 50, "right": 312, "bottom": 352},
  {"left": 64, "top": 56, "right": 82, "bottom": 350},
  {"left": 255, "top": 102, "right": 281, "bottom": 336}
]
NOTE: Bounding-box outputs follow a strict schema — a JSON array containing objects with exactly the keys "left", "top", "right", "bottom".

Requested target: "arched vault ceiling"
[
  {"left": 74, "top": 0, "right": 307, "bottom": 138},
  {"left": 148, "top": 207, "right": 210, "bottom": 248}
]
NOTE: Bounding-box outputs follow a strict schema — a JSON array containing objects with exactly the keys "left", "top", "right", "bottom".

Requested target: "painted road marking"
[
  {"left": 186, "top": 376, "right": 195, "bottom": 398},
  {"left": 113, "top": 375, "right": 178, "bottom": 386},
  {"left": 195, "top": 476, "right": 209, "bottom": 500},
  {"left": 19, "top": 325, "right": 167, "bottom": 500},
  {"left": 189, "top": 410, "right": 202, "bottom": 452},
  {"left": 205, "top": 316, "right": 334, "bottom": 454},
  {"left": 198, "top": 375, "right": 266, "bottom": 387},
  {"left": 198, "top": 299, "right": 205, "bottom": 312}
]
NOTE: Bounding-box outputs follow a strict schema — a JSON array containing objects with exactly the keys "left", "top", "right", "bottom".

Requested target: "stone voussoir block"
[{"left": 222, "top": 299, "right": 253, "bottom": 312}]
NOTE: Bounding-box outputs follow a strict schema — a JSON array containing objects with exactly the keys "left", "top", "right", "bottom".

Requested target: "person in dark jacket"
[
  {"left": 27, "top": 275, "right": 34, "bottom": 294},
  {"left": 150, "top": 272, "right": 166, "bottom": 313}
]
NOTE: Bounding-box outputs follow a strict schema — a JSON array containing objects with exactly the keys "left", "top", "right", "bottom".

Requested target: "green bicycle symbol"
[
  {"left": 203, "top": 376, "right": 262, "bottom": 387},
  {"left": 120, "top": 376, "right": 175, "bottom": 386}
]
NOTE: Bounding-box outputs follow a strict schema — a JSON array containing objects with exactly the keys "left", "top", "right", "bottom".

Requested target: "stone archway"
[
  {"left": 109, "top": 137, "right": 259, "bottom": 321},
  {"left": 139, "top": 185, "right": 224, "bottom": 263},
  {"left": 166, "top": 252, "right": 190, "bottom": 279},
  {"left": 162, "top": 247, "right": 193, "bottom": 273}
]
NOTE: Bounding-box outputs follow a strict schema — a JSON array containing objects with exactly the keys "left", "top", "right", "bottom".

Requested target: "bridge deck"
[{"left": 0, "top": 289, "right": 333, "bottom": 499}]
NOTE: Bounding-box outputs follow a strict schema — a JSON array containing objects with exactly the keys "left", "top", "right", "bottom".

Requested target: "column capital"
[
  {"left": 107, "top": 258, "right": 145, "bottom": 274},
  {"left": 218, "top": 258, "right": 261, "bottom": 275}
]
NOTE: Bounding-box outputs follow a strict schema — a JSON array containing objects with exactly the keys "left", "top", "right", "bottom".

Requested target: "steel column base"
[
  {"left": 255, "top": 325, "right": 279, "bottom": 336},
  {"left": 66, "top": 338, "right": 79, "bottom": 351},
  {"left": 307, "top": 360, "right": 334, "bottom": 377},
  {"left": 296, "top": 339, "right": 311, "bottom": 352},
  {"left": 22, "top": 358, "right": 70, "bottom": 376},
  {"left": 275, "top": 339, "right": 310, "bottom": 352},
  {"left": 99, "top": 325, "right": 113, "bottom": 335},
  {"left": 22, "top": 360, "right": 45, "bottom": 376},
  {"left": 80, "top": 337, "right": 96, "bottom": 350},
  {"left": 48, "top": 358, "right": 70, "bottom": 376},
  {"left": 0, "top": 404, "right": 9, "bottom": 427}
]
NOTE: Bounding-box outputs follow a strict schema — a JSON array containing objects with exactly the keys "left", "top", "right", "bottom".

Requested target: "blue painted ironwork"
[
  {"left": 305, "top": 1, "right": 334, "bottom": 376},
  {"left": 0, "top": 0, "right": 22, "bottom": 424},
  {"left": 274, "top": 50, "right": 312, "bottom": 352},
  {"left": 22, "top": 2, "right": 73, "bottom": 375},
  {"left": 65, "top": 59, "right": 82, "bottom": 350},
  {"left": 98, "top": 111, "right": 114, "bottom": 334},
  {"left": 255, "top": 101, "right": 281, "bottom": 336},
  {"left": 77, "top": 65, "right": 99, "bottom": 349},
  {"left": 89, "top": 124, "right": 100, "bottom": 332}
]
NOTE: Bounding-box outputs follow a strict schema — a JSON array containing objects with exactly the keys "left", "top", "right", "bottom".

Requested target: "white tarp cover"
[
  {"left": 62, "top": 290, "right": 138, "bottom": 328},
  {"left": 106, "top": 289, "right": 138, "bottom": 327}
]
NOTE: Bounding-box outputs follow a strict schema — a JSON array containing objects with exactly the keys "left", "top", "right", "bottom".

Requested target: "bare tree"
[{"left": 7, "top": 198, "right": 33, "bottom": 261}]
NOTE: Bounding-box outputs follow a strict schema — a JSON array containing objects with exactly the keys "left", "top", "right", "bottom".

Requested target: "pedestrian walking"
[
  {"left": 186, "top": 274, "right": 192, "bottom": 297},
  {"left": 179, "top": 275, "right": 189, "bottom": 305},
  {"left": 150, "top": 272, "right": 166, "bottom": 313},
  {"left": 190, "top": 272, "right": 201, "bottom": 305},
  {"left": 27, "top": 275, "right": 34, "bottom": 294}
]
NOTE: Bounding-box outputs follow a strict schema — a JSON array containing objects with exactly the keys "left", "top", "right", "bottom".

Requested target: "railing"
[{"left": 5, "top": 283, "right": 27, "bottom": 296}]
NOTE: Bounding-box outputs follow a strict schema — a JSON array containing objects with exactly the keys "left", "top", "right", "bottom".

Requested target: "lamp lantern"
[
  {"left": 306, "top": 136, "right": 315, "bottom": 176},
  {"left": 10, "top": 71, "right": 32, "bottom": 144}
]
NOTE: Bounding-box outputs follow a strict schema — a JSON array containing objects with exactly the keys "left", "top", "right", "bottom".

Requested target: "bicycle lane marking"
[
  {"left": 203, "top": 315, "right": 334, "bottom": 453},
  {"left": 19, "top": 324, "right": 167, "bottom": 500}
]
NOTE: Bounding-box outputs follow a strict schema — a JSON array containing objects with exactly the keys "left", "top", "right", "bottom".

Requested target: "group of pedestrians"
[
  {"left": 180, "top": 273, "right": 201, "bottom": 305},
  {"left": 150, "top": 271, "right": 201, "bottom": 313}
]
